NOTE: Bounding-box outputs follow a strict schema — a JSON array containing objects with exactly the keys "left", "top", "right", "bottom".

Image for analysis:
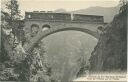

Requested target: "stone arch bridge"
[{"left": 23, "top": 12, "right": 106, "bottom": 52}]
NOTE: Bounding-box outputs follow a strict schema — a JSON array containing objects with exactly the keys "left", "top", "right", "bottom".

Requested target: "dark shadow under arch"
[{"left": 42, "top": 24, "right": 51, "bottom": 29}]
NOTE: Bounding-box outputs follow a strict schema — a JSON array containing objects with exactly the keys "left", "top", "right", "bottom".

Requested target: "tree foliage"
[
  {"left": 119, "top": 0, "right": 127, "bottom": 13},
  {"left": 5, "top": 0, "right": 21, "bottom": 20},
  {"left": 1, "top": 0, "right": 51, "bottom": 81}
]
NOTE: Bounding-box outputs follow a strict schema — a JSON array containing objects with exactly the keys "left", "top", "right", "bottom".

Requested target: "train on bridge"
[{"left": 25, "top": 11, "right": 104, "bottom": 23}]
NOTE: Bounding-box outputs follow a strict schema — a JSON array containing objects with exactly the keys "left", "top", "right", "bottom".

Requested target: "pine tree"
[
  {"left": 5, "top": 0, "right": 21, "bottom": 20},
  {"left": 5, "top": 0, "right": 24, "bottom": 44}
]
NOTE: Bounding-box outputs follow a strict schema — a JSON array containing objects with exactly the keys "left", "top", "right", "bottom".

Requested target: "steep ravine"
[{"left": 89, "top": 11, "right": 127, "bottom": 72}]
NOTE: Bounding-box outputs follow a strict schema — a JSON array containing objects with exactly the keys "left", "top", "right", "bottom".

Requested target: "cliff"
[{"left": 89, "top": 10, "right": 127, "bottom": 72}]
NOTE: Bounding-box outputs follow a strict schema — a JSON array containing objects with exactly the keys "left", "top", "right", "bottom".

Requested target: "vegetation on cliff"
[
  {"left": 89, "top": 1, "right": 127, "bottom": 72},
  {"left": 1, "top": 0, "right": 51, "bottom": 81}
]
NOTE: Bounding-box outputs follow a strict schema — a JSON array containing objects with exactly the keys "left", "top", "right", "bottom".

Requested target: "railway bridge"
[{"left": 23, "top": 11, "right": 106, "bottom": 52}]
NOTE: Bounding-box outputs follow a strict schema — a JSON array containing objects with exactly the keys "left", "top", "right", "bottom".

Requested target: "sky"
[{"left": 2, "top": 0, "right": 120, "bottom": 15}]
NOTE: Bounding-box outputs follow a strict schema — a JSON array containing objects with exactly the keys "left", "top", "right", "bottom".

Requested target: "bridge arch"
[
  {"left": 24, "top": 26, "right": 100, "bottom": 52},
  {"left": 40, "top": 26, "right": 99, "bottom": 40},
  {"left": 31, "top": 24, "right": 40, "bottom": 32}
]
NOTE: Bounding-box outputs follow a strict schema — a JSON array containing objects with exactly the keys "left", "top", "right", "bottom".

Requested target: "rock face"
[{"left": 89, "top": 11, "right": 127, "bottom": 72}]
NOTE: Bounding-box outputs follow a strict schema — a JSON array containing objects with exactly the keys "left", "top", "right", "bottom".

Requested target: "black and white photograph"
[{"left": 1, "top": 0, "right": 127, "bottom": 81}]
